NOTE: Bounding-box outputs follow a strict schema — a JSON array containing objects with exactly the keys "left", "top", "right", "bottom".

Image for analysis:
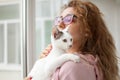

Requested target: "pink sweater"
[{"left": 51, "top": 53, "right": 103, "bottom": 80}]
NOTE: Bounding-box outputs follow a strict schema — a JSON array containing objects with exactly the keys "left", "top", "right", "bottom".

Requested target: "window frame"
[
  {"left": 0, "top": 1, "right": 21, "bottom": 71},
  {"left": 21, "top": 0, "right": 36, "bottom": 78}
]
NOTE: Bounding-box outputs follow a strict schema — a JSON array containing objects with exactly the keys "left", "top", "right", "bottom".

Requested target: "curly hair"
[{"left": 61, "top": 0, "right": 120, "bottom": 80}]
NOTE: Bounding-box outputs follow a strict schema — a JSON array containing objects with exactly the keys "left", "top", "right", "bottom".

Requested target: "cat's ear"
[
  {"left": 52, "top": 27, "right": 63, "bottom": 40},
  {"left": 63, "top": 25, "right": 70, "bottom": 32}
]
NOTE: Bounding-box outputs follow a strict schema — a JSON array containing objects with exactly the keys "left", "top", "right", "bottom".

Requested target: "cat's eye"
[
  {"left": 63, "top": 39, "right": 67, "bottom": 42},
  {"left": 70, "top": 38, "right": 73, "bottom": 41}
]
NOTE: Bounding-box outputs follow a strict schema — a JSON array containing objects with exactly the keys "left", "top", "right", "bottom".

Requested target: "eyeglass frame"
[{"left": 54, "top": 14, "right": 77, "bottom": 26}]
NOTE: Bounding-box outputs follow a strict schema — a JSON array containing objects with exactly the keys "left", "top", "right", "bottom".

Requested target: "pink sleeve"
[{"left": 51, "top": 54, "right": 103, "bottom": 80}]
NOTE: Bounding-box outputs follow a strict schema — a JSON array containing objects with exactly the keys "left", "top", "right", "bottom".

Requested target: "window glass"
[
  {"left": 35, "top": 0, "right": 61, "bottom": 59},
  {"left": 7, "top": 23, "right": 21, "bottom": 64},
  {"left": 0, "top": 4, "right": 19, "bottom": 20},
  {"left": 44, "top": 20, "right": 53, "bottom": 47},
  {"left": 35, "top": 20, "right": 53, "bottom": 58},
  {"left": 0, "top": 24, "right": 4, "bottom": 63},
  {"left": 35, "top": 21, "right": 42, "bottom": 58},
  {"left": 36, "top": 0, "right": 51, "bottom": 18}
]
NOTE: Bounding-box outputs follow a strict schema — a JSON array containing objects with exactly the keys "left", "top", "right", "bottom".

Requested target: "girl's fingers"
[
  {"left": 24, "top": 77, "right": 31, "bottom": 80},
  {"left": 40, "top": 44, "right": 52, "bottom": 58}
]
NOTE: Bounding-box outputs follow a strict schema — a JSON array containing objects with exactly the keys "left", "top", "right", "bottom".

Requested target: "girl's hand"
[
  {"left": 24, "top": 77, "right": 32, "bottom": 80},
  {"left": 40, "top": 44, "right": 52, "bottom": 58}
]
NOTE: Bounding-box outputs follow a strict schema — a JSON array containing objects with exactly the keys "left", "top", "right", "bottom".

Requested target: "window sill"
[{"left": 0, "top": 64, "right": 21, "bottom": 71}]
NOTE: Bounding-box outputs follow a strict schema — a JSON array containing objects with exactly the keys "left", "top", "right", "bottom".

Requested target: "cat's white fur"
[{"left": 28, "top": 26, "right": 80, "bottom": 80}]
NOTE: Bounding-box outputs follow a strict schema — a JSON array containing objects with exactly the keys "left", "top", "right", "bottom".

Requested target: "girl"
[{"left": 26, "top": 0, "right": 120, "bottom": 80}]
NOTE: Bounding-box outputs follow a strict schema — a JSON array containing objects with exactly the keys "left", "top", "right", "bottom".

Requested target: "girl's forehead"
[{"left": 60, "top": 7, "right": 76, "bottom": 17}]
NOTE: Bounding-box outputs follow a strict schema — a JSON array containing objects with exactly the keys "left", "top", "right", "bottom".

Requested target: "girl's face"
[{"left": 54, "top": 7, "right": 84, "bottom": 52}]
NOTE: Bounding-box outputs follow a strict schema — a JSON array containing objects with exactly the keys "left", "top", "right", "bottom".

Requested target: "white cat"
[{"left": 27, "top": 26, "right": 80, "bottom": 80}]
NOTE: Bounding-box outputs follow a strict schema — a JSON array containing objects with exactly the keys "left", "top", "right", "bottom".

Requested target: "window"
[
  {"left": 0, "top": 1, "right": 21, "bottom": 66},
  {"left": 0, "top": 1, "right": 22, "bottom": 80},
  {"left": 35, "top": 0, "right": 62, "bottom": 59}
]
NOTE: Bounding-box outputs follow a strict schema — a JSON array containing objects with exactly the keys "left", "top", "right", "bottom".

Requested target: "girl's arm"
[{"left": 39, "top": 44, "right": 52, "bottom": 58}]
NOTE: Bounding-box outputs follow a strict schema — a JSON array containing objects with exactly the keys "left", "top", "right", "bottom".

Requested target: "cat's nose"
[{"left": 69, "top": 45, "right": 72, "bottom": 48}]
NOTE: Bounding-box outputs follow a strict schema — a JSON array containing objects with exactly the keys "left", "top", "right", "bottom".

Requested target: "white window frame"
[
  {"left": 0, "top": 1, "right": 21, "bottom": 71},
  {"left": 21, "top": 0, "right": 36, "bottom": 78}
]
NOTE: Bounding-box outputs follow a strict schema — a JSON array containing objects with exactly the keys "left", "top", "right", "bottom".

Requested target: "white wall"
[
  {"left": 91, "top": 0, "right": 120, "bottom": 57},
  {"left": 91, "top": 0, "right": 120, "bottom": 72}
]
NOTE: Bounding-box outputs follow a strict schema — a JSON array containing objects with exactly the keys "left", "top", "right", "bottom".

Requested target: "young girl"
[{"left": 26, "top": 0, "right": 120, "bottom": 80}]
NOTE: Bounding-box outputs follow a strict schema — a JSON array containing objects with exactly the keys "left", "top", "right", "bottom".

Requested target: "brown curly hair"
[{"left": 61, "top": 0, "right": 120, "bottom": 80}]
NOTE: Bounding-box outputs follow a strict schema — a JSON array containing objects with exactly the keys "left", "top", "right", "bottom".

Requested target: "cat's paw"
[
  {"left": 67, "top": 54, "right": 80, "bottom": 63},
  {"left": 71, "top": 55, "right": 80, "bottom": 63}
]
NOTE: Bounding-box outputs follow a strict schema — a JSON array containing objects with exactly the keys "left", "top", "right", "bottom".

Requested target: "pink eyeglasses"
[{"left": 54, "top": 14, "right": 77, "bottom": 25}]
